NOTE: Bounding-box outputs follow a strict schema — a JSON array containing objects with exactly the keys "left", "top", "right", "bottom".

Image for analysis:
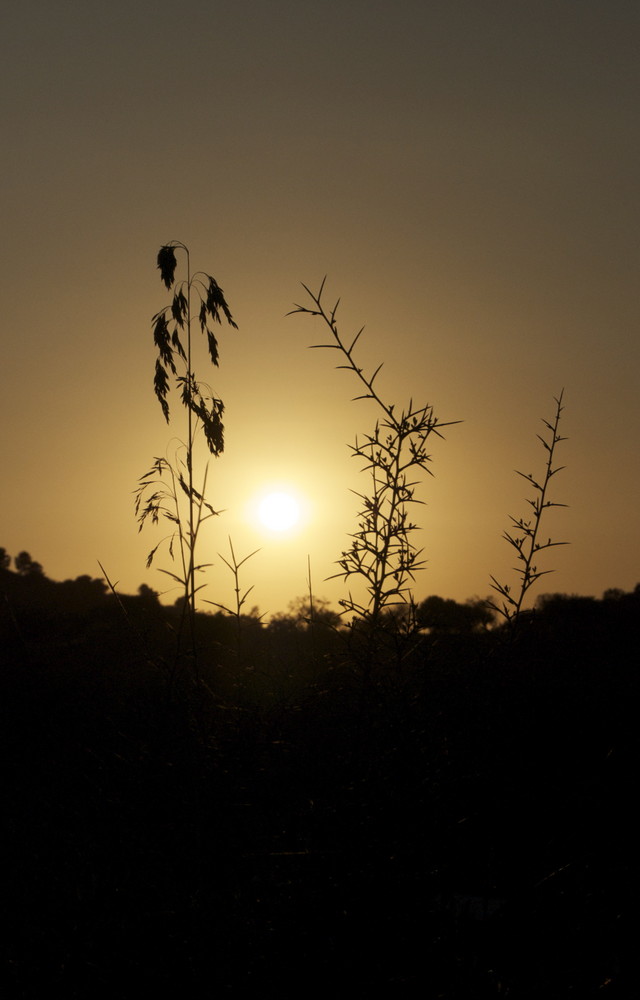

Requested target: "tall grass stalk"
[
  {"left": 488, "top": 390, "right": 568, "bottom": 626},
  {"left": 135, "top": 242, "right": 237, "bottom": 674},
  {"left": 205, "top": 538, "right": 262, "bottom": 657}
]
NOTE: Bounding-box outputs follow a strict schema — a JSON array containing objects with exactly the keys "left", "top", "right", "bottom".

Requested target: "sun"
[{"left": 258, "top": 491, "right": 301, "bottom": 532}]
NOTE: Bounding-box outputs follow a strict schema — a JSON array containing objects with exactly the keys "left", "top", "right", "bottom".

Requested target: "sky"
[{"left": 2, "top": 0, "right": 638, "bottom": 617}]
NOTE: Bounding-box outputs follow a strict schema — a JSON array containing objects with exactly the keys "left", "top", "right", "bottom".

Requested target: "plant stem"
[
  {"left": 488, "top": 390, "right": 568, "bottom": 626},
  {"left": 291, "top": 280, "right": 457, "bottom": 632},
  {"left": 136, "top": 241, "right": 237, "bottom": 679}
]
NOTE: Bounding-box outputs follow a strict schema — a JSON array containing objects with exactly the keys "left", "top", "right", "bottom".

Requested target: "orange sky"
[{"left": 2, "top": 0, "right": 639, "bottom": 616}]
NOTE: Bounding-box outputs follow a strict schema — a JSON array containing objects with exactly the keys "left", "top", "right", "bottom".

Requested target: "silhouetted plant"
[
  {"left": 134, "top": 242, "right": 237, "bottom": 672},
  {"left": 290, "top": 279, "right": 457, "bottom": 633},
  {"left": 205, "top": 537, "right": 263, "bottom": 656},
  {"left": 487, "top": 390, "right": 568, "bottom": 626}
]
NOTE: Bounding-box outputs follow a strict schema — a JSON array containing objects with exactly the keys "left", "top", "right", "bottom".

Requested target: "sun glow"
[{"left": 258, "top": 491, "right": 301, "bottom": 533}]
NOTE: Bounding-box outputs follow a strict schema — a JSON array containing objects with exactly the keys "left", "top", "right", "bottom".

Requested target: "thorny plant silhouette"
[
  {"left": 291, "top": 279, "right": 458, "bottom": 639},
  {"left": 487, "top": 390, "right": 568, "bottom": 628}
]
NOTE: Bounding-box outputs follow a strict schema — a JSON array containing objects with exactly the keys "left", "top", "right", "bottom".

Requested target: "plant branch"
[{"left": 488, "top": 390, "right": 568, "bottom": 625}]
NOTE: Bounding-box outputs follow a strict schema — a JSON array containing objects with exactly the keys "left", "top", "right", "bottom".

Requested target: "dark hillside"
[{"left": 2, "top": 570, "right": 636, "bottom": 996}]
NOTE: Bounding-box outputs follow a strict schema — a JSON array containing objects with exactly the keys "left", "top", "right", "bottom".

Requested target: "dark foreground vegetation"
[{"left": 2, "top": 558, "right": 637, "bottom": 997}]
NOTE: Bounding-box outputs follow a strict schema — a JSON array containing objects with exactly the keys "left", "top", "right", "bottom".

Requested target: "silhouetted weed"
[
  {"left": 488, "top": 390, "right": 568, "bottom": 627},
  {"left": 135, "top": 242, "right": 237, "bottom": 676},
  {"left": 291, "top": 279, "right": 458, "bottom": 638}
]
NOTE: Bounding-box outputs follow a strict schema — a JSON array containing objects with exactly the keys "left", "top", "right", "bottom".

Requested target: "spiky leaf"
[
  {"left": 206, "top": 329, "right": 220, "bottom": 366},
  {"left": 191, "top": 394, "right": 225, "bottom": 455},
  {"left": 171, "top": 289, "right": 188, "bottom": 326},
  {"left": 154, "top": 360, "right": 170, "bottom": 421},
  {"left": 205, "top": 276, "right": 237, "bottom": 328},
  {"left": 157, "top": 245, "right": 177, "bottom": 289},
  {"left": 152, "top": 313, "right": 177, "bottom": 372}
]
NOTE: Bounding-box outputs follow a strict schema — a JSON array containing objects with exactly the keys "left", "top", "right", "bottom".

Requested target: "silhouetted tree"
[
  {"left": 138, "top": 583, "right": 160, "bottom": 605},
  {"left": 14, "top": 551, "right": 44, "bottom": 576},
  {"left": 0, "top": 547, "right": 10, "bottom": 570},
  {"left": 269, "top": 596, "right": 341, "bottom": 630},
  {"left": 417, "top": 595, "right": 493, "bottom": 633},
  {"left": 602, "top": 587, "right": 625, "bottom": 602},
  {"left": 535, "top": 593, "right": 599, "bottom": 629}
]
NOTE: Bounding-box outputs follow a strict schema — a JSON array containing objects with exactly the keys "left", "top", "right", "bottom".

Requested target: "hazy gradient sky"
[{"left": 2, "top": 0, "right": 638, "bottom": 616}]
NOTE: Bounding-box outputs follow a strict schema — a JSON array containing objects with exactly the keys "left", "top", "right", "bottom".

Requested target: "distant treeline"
[{"left": 1, "top": 545, "right": 639, "bottom": 632}]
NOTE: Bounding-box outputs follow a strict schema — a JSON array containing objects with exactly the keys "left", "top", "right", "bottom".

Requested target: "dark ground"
[{"left": 2, "top": 585, "right": 636, "bottom": 997}]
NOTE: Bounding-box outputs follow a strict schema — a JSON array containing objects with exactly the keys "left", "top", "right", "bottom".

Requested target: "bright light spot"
[{"left": 258, "top": 492, "right": 300, "bottom": 532}]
